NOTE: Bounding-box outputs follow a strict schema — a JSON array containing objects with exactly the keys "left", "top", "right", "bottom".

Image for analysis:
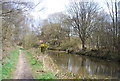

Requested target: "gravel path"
[{"left": 13, "top": 50, "right": 33, "bottom": 79}]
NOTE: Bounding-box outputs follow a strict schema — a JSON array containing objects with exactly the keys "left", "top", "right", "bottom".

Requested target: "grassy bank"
[
  {"left": 2, "top": 49, "right": 19, "bottom": 79},
  {"left": 21, "top": 48, "right": 55, "bottom": 79}
]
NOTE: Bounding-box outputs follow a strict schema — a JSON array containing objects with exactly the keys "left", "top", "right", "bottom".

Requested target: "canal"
[{"left": 47, "top": 51, "right": 120, "bottom": 79}]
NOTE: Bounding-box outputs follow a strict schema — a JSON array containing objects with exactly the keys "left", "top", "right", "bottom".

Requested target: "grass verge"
[
  {"left": 0, "top": 61, "right": 2, "bottom": 80},
  {"left": 2, "top": 49, "right": 19, "bottom": 79},
  {"left": 21, "top": 48, "right": 55, "bottom": 79}
]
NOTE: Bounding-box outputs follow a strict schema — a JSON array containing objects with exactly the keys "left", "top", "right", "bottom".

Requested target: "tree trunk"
[
  {"left": 96, "top": 36, "right": 99, "bottom": 50},
  {"left": 81, "top": 40, "right": 85, "bottom": 50}
]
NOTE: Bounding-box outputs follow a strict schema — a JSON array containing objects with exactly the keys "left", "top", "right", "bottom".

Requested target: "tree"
[
  {"left": 41, "top": 23, "right": 67, "bottom": 47},
  {"left": 2, "top": 0, "right": 43, "bottom": 53},
  {"left": 48, "top": 13, "right": 73, "bottom": 40},
  {"left": 67, "top": 1, "right": 100, "bottom": 50},
  {"left": 118, "top": 1, "right": 120, "bottom": 52},
  {"left": 2, "top": 1, "right": 28, "bottom": 51},
  {"left": 106, "top": 0, "right": 120, "bottom": 51},
  {"left": 89, "top": 11, "right": 112, "bottom": 50}
]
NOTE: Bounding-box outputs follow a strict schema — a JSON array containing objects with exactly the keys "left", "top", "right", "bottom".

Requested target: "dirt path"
[{"left": 13, "top": 50, "right": 33, "bottom": 79}]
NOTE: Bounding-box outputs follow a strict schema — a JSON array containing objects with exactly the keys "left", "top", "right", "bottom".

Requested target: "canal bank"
[
  {"left": 20, "top": 48, "right": 55, "bottom": 79},
  {"left": 26, "top": 48, "right": 120, "bottom": 79},
  {"left": 48, "top": 48, "right": 120, "bottom": 62},
  {"left": 75, "top": 50, "right": 120, "bottom": 62},
  {"left": 27, "top": 48, "right": 79, "bottom": 79}
]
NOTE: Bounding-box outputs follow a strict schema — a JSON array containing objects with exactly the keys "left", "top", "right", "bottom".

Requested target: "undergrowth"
[{"left": 21, "top": 48, "right": 55, "bottom": 79}]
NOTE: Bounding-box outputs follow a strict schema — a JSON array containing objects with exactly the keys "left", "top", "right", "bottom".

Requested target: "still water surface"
[{"left": 48, "top": 51, "right": 120, "bottom": 79}]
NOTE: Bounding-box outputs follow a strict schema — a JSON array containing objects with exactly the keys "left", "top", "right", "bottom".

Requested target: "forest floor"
[{"left": 13, "top": 50, "right": 33, "bottom": 79}]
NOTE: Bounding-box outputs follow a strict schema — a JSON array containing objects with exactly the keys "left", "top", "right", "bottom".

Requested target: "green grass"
[
  {"left": 34, "top": 72, "right": 55, "bottom": 79},
  {"left": 22, "top": 49, "right": 55, "bottom": 79},
  {"left": 2, "top": 49, "right": 19, "bottom": 79},
  {"left": 0, "top": 61, "right": 2, "bottom": 80}
]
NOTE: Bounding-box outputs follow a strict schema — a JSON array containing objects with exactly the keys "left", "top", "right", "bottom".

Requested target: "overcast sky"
[
  {"left": 30, "top": 0, "right": 69, "bottom": 19},
  {"left": 29, "top": 0, "right": 120, "bottom": 27},
  {"left": 31, "top": 0, "right": 115, "bottom": 20}
]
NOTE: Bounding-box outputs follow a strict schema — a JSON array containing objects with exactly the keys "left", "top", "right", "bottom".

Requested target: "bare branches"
[
  {"left": 1, "top": 1, "right": 42, "bottom": 16},
  {"left": 67, "top": 1, "right": 100, "bottom": 50}
]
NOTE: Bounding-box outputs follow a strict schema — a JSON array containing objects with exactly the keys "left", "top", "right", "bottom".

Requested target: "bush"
[{"left": 60, "top": 37, "right": 80, "bottom": 51}]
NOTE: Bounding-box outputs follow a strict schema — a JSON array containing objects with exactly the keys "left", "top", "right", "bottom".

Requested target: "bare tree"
[
  {"left": 67, "top": 1, "right": 100, "bottom": 50},
  {"left": 106, "top": 0, "right": 119, "bottom": 51},
  {"left": 118, "top": 1, "right": 120, "bottom": 52},
  {"left": 2, "top": 0, "right": 43, "bottom": 52}
]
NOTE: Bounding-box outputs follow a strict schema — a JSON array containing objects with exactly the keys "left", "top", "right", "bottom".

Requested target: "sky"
[
  {"left": 3, "top": 0, "right": 120, "bottom": 20},
  {"left": 29, "top": 0, "right": 120, "bottom": 27},
  {"left": 29, "top": 0, "right": 108, "bottom": 28},
  {"left": 30, "top": 0, "right": 113, "bottom": 20},
  {"left": 30, "top": 0, "right": 69, "bottom": 19}
]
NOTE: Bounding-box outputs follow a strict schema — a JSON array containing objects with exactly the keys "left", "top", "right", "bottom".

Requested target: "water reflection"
[{"left": 48, "top": 51, "right": 120, "bottom": 79}]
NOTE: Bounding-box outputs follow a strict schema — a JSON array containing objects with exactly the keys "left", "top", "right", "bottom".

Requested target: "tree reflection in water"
[{"left": 48, "top": 52, "right": 120, "bottom": 79}]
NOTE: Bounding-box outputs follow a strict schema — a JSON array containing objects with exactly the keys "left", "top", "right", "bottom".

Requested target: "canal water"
[{"left": 48, "top": 51, "right": 120, "bottom": 79}]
